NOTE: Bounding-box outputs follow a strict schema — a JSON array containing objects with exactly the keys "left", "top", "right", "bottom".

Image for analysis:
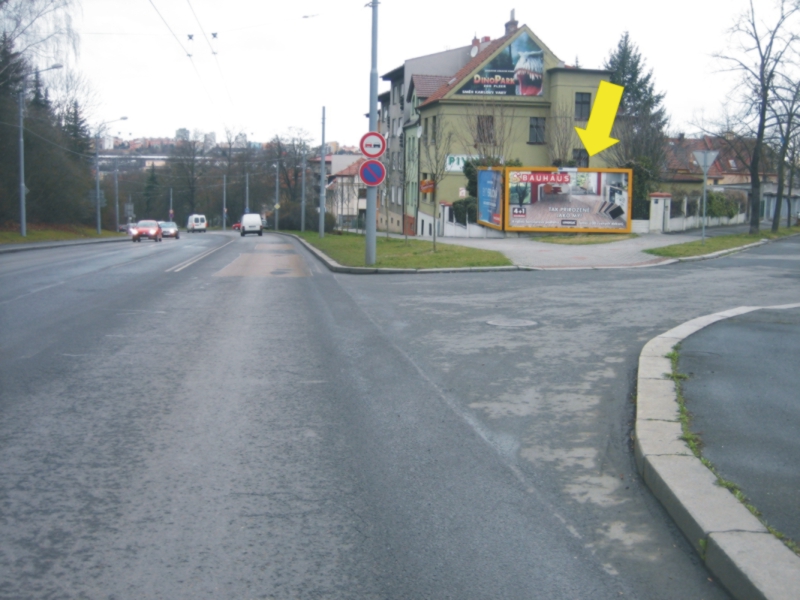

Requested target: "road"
[{"left": 0, "top": 231, "right": 797, "bottom": 598}]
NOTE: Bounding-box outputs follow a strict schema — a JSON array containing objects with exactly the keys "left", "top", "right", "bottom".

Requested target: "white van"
[
  {"left": 187, "top": 214, "right": 207, "bottom": 232},
  {"left": 240, "top": 213, "right": 263, "bottom": 237}
]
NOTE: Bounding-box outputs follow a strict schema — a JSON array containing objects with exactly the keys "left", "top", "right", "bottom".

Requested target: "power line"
[
  {"left": 147, "top": 0, "right": 192, "bottom": 57},
  {"left": 184, "top": 0, "right": 236, "bottom": 107}
]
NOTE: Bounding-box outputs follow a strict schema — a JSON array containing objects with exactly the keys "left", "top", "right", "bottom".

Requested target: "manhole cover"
[{"left": 487, "top": 318, "right": 538, "bottom": 328}]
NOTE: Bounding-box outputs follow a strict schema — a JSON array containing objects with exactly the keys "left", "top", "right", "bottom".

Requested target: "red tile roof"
[
  {"left": 332, "top": 157, "right": 367, "bottom": 177},
  {"left": 421, "top": 34, "right": 514, "bottom": 107},
  {"left": 410, "top": 75, "right": 454, "bottom": 100}
]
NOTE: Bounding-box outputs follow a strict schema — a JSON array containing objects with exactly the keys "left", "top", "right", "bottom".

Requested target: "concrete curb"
[
  {"left": 636, "top": 303, "right": 800, "bottom": 600},
  {"left": 273, "top": 232, "right": 682, "bottom": 273},
  {"left": 674, "top": 239, "right": 769, "bottom": 262},
  {"left": 0, "top": 236, "right": 130, "bottom": 255}
]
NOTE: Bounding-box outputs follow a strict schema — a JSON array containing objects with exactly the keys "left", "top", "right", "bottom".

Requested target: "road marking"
[
  {"left": 166, "top": 240, "right": 234, "bottom": 272},
  {"left": 0, "top": 281, "right": 65, "bottom": 306}
]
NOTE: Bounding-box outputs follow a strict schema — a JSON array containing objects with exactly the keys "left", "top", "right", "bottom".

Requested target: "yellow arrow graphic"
[{"left": 575, "top": 81, "right": 624, "bottom": 156}]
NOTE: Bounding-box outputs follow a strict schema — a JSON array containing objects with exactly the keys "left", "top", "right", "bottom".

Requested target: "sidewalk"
[
  {"left": 635, "top": 305, "right": 800, "bottom": 600},
  {"left": 393, "top": 224, "right": 756, "bottom": 269}
]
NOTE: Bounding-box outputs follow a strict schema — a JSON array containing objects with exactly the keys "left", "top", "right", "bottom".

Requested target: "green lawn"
[
  {"left": 291, "top": 231, "right": 512, "bottom": 269},
  {"left": 531, "top": 233, "right": 638, "bottom": 245},
  {"left": 644, "top": 226, "right": 800, "bottom": 258},
  {"left": 0, "top": 225, "right": 126, "bottom": 245}
]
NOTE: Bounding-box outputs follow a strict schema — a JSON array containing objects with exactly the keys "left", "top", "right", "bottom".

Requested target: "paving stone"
[
  {"left": 644, "top": 455, "right": 766, "bottom": 554},
  {"left": 706, "top": 531, "right": 800, "bottom": 600},
  {"left": 636, "top": 378, "right": 679, "bottom": 422}
]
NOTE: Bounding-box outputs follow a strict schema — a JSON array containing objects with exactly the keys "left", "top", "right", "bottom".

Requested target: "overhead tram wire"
[
  {"left": 184, "top": 0, "right": 236, "bottom": 107},
  {"left": 146, "top": 0, "right": 229, "bottom": 132}
]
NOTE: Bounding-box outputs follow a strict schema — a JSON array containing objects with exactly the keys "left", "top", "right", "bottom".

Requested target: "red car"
[
  {"left": 232, "top": 222, "right": 241, "bottom": 231},
  {"left": 131, "top": 220, "right": 162, "bottom": 242}
]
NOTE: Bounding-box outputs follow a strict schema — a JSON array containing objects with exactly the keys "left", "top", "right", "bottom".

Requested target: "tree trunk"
[
  {"left": 432, "top": 187, "right": 437, "bottom": 252},
  {"left": 771, "top": 158, "right": 785, "bottom": 233}
]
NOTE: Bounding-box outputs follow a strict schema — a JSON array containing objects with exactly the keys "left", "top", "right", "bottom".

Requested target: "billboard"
[
  {"left": 505, "top": 168, "right": 633, "bottom": 233},
  {"left": 477, "top": 168, "right": 504, "bottom": 230},
  {"left": 457, "top": 32, "right": 544, "bottom": 97}
]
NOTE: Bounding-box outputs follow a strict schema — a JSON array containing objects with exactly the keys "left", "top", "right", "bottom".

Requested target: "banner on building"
[
  {"left": 457, "top": 32, "right": 544, "bottom": 97},
  {"left": 477, "top": 168, "right": 504, "bottom": 230},
  {"left": 505, "top": 168, "right": 633, "bottom": 233}
]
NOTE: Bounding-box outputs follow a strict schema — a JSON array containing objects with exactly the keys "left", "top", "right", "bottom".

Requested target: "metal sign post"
[
  {"left": 693, "top": 150, "right": 719, "bottom": 244},
  {"left": 365, "top": 0, "right": 379, "bottom": 265}
]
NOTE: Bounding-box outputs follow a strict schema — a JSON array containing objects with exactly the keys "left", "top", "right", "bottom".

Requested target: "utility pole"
[
  {"left": 114, "top": 159, "right": 119, "bottom": 231},
  {"left": 18, "top": 89, "right": 26, "bottom": 237},
  {"left": 95, "top": 133, "right": 101, "bottom": 234},
  {"left": 301, "top": 152, "right": 307, "bottom": 232},
  {"left": 365, "top": 0, "right": 379, "bottom": 264},
  {"left": 169, "top": 187, "right": 173, "bottom": 222},
  {"left": 275, "top": 161, "right": 280, "bottom": 231},
  {"left": 245, "top": 172, "right": 250, "bottom": 213},
  {"left": 17, "top": 64, "right": 63, "bottom": 237},
  {"left": 222, "top": 174, "right": 227, "bottom": 230},
  {"left": 319, "top": 107, "right": 326, "bottom": 238}
]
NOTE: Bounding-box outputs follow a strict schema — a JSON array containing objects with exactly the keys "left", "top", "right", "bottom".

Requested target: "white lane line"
[
  {"left": 165, "top": 240, "right": 234, "bottom": 273},
  {"left": 0, "top": 281, "right": 65, "bottom": 306}
]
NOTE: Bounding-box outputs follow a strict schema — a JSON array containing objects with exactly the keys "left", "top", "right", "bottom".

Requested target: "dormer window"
[{"left": 729, "top": 159, "right": 737, "bottom": 169}]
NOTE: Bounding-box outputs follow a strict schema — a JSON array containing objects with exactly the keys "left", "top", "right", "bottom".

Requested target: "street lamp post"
[
  {"left": 95, "top": 116, "right": 127, "bottom": 234},
  {"left": 274, "top": 162, "right": 280, "bottom": 231},
  {"left": 18, "top": 63, "right": 62, "bottom": 237},
  {"left": 301, "top": 152, "right": 306, "bottom": 232}
]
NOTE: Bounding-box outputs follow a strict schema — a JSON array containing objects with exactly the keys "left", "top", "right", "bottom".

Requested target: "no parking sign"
[{"left": 359, "top": 160, "right": 386, "bottom": 187}]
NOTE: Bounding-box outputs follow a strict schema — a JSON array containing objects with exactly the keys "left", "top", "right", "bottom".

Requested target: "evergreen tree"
[
  {"left": 61, "top": 99, "right": 91, "bottom": 157},
  {"left": 143, "top": 164, "right": 159, "bottom": 217},
  {"left": 603, "top": 32, "right": 669, "bottom": 219}
]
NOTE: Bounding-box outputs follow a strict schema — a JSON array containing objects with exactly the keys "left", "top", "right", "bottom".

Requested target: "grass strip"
[
  {"left": 645, "top": 226, "right": 800, "bottom": 258},
  {"left": 0, "top": 225, "right": 125, "bottom": 244},
  {"left": 666, "top": 344, "right": 800, "bottom": 556},
  {"left": 291, "top": 230, "right": 512, "bottom": 269},
  {"left": 530, "top": 233, "right": 638, "bottom": 245}
]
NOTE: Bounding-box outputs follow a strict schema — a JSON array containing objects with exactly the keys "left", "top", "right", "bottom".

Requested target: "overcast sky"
[{"left": 70, "top": 0, "right": 760, "bottom": 145}]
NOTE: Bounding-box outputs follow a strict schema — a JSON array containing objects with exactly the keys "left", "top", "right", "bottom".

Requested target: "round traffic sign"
[
  {"left": 359, "top": 159, "right": 387, "bottom": 187},
  {"left": 360, "top": 132, "right": 386, "bottom": 159}
]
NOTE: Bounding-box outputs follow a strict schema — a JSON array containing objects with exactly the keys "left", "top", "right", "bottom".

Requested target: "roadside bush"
[
  {"left": 278, "top": 202, "right": 335, "bottom": 233},
  {"left": 706, "top": 191, "right": 738, "bottom": 219},
  {"left": 452, "top": 197, "right": 477, "bottom": 224}
]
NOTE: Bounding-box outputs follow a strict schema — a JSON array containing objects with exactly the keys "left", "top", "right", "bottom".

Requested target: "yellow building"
[{"left": 409, "top": 14, "right": 611, "bottom": 235}]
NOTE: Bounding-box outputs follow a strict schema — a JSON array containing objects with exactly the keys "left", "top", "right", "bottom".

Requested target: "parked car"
[
  {"left": 158, "top": 221, "right": 180, "bottom": 239},
  {"left": 261, "top": 218, "right": 268, "bottom": 229},
  {"left": 240, "top": 213, "right": 263, "bottom": 237},
  {"left": 118, "top": 224, "right": 128, "bottom": 233},
  {"left": 187, "top": 214, "right": 207, "bottom": 232},
  {"left": 131, "top": 220, "right": 162, "bottom": 242},
  {"left": 232, "top": 223, "right": 241, "bottom": 231}
]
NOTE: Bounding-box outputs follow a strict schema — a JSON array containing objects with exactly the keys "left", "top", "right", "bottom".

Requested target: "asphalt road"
[
  {"left": 680, "top": 306, "right": 800, "bottom": 546},
  {"left": 0, "top": 231, "right": 798, "bottom": 599}
]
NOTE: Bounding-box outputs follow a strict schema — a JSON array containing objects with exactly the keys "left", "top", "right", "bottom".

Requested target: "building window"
[
  {"left": 477, "top": 115, "right": 495, "bottom": 144},
  {"left": 431, "top": 116, "right": 437, "bottom": 143},
  {"left": 529, "top": 117, "right": 545, "bottom": 144},
  {"left": 572, "top": 149, "right": 589, "bottom": 167},
  {"left": 575, "top": 93, "right": 591, "bottom": 120}
]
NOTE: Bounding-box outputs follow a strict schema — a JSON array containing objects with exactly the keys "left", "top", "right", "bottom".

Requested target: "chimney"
[
  {"left": 505, "top": 9, "right": 518, "bottom": 35},
  {"left": 678, "top": 132, "right": 685, "bottom": 141},
  {"left": 472, "top": 35, "right": 480, "bottom": 49}
]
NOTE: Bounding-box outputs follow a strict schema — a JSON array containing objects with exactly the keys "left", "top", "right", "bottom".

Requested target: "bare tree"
[
  {"left": 0, "top": 0, "right": 79, "bottom": 84},
  {"left": 170, "top": 132, "right": 206, "bottom": 215},
  {"left": 714, "top": 0, "right": 800, "bottom": 233},
  {"left": 457, "top": 98, "right": 520, "bottom": 163},
  {"left": 767, "top": 72, "right": 800, "bottom": 231},
  {"left": 420, "top": 113, "right": 455, "bottom": 251},
  {"left": 546, "top": 99, "right": 577, "bottom": 166}
]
